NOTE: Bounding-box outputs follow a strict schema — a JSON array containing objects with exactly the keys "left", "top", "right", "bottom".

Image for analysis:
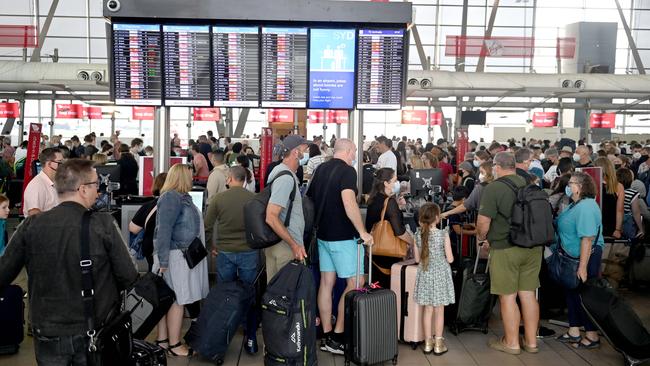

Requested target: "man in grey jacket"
[{"left": 0, "top": 159, "right": 138, "bottom": 365}]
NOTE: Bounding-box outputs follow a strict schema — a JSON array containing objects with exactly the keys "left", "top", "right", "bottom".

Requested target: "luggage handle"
[
  {"left": 356, "top": 238, "right": 370, "bottom": 289},
  {"left": 473, "top": 242, "right": 491, "bottom": 275}
]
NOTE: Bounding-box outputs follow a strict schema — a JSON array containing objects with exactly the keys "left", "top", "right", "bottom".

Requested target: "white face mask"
[
  {"left": 539, "top": 153, "right": 545, "bottom": 160},
  {"left": 479, "top": 173, "right": 486, "bottom": 182},
  {"left": 573, "top": 153, "right": 581, "bottom": 162},
  {"left": 633, "top": 152, "right": 642, "bottom": 160},
  {"left": 492, "top": 167, "right": 498, "bottom": 179},
  {"left": 392, "top": 181, "right": 401, "bottom": 195}
]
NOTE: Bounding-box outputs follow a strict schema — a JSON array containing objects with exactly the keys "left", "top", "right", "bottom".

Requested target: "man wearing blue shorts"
[{"left": 306, "top": 138, "right": 373, "bottom": 355}]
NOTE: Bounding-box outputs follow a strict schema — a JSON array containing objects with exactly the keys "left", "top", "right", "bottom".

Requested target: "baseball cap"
[
  {"left": 561, "top": 146, "right": 573, "bottom": 153},
  {"left": 459, "top": 161, "right": 474, "bottom": 172},
  {"left": 281, "top": 135, "right": 312, "bottom": 152}
]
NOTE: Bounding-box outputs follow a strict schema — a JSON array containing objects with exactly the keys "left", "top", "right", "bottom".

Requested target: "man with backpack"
[
  {"left": 265, "top": 135, "right": 311, "bottom": 281},
  {"left": 477, "top": 152, "right": 544, "bottom": 355}
]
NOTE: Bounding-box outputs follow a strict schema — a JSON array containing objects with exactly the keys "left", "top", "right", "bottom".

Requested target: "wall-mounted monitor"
[
  {"left": 356, "top": 29, "right": 405, "bottom": 110},
  {"left": 308, "top": 28, "right": 356, "bottom": 109},
  {"left": 461, "top": 111, "right": 487, "bottom": 125},
  {"left": 212, "top": 26, "right": 260, "bottom": 107},
  {"left": 112, "top": 23, "right": 162, "bottom": 106},
  {"left": 261, "top": 27, "right": 308, "bottom": 108},
  {"left": 162, "top": 25, "right": 211, "bottom": 106}
]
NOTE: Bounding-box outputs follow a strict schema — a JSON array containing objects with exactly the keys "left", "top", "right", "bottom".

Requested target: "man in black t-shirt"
[{"left": 306, "top": 138, "right": 373, "bottom": 355}]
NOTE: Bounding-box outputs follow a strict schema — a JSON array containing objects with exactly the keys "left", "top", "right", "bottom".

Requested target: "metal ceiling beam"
[
  {"left": 233, "top": 108, "right": 250, "bottom": 138},
  {"left": 31, "top": 0, "right": 60, "bottom": 62},
  {"left": 615, "top": 0, "right": 645, "bottom": 74},
  {"left": 406, "top": 99, "right": 650, "bottom": 111}
]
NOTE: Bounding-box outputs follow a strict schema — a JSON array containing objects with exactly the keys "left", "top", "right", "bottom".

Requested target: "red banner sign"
[
  {"left": 193, "top": 107, "right": 221, "bottom": 121},
  {"left": 268, "top": 109, "right": 293, "bottom": 123},
  {"left": 532, "top": 112, "right": 558, "bottom": 127},
  {"left": 259, "top": 128, "right": 273, "bottom": 191},
  {"left": 431, "top": 112, "right": 443, "bottom": 126},
  {"left": 308, "top": 110, "right": 349, "bottom": 124},
  {"left": 0, "top": 25, "right": 38, "bottom": 48},
  {"left": 139, "top": 156, "right": 188, "bottom": 195},
  {"left": 132, "top": 106, "right": 155, "bottom": 120},
  {"left": 445, "top": 36, "right": 535, "bottom": 58},
  {"left": 55, "top": 104, "right": 84, "bottom": 119},
  {"left": 22, "top": 123, "right": 42, "bottom": 207},
  {"left": 83, "top": 106, "right": 102, "bottom": 120},
  {"left": 0, "top": 102, "right": 19, "bottom": 118},
  {"left": 590, "top": 113, "right": 616, "bottom": 129},
  {"left": 402, "top": 110, "right": 443, "bottom": 126},
  {"left": 556, "top": 37, "right": 576, "bottom": 59}
]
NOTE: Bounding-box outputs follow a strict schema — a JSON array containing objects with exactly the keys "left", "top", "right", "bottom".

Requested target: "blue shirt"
[{"left": 556, "top": 198, "right": 604, "bottom": 258}]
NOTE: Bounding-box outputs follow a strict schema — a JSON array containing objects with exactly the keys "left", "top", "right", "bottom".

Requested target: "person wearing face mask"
[
  {"left": 23, "top": 147, "right": 64, "bottom": 217},
  {"left": 553, "top": 172, "right": 603, "bottom": 349},
  {"left": 306, "top": 138, "right": 374, "bottom": 355},
  {"left": 364, "top": 167, "right": 415, "bottom": 289},
  {"left": 458, "top": 161, "right": 476, "bottom": 193},
  {"left": 542, "top": 148, "right": 560, "bottom": 186},
  {"left": 441, "top": 161, "right": 494, "bottom": 220},
  {"left": 573, "top": 145, "right": 593, "bottom": 168}
]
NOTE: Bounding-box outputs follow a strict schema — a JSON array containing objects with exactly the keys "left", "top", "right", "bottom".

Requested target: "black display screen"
[
  {"left": 261, "top": 27, "right": 308, "bottom": 108},
  {"left": 212, "top": 26, "right": 260, "bottom": 107}
]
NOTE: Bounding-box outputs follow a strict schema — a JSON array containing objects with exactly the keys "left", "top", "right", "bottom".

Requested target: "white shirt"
[
  {"left": 23, "top": 171, "right": 59, "bottom": 216},
  {"left": 544, "top": 165, "right": 559, "bottom": 183},
  {"left": 376, "top": 150, "right": 397, "bottom": 171}
]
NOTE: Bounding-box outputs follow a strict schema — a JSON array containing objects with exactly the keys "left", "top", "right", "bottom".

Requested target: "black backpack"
[
  {"left": 244, "top": 170, "right": 313, "bottom": 249},
  {"left": 498, "top": 177, "right": 555, "bottom": 248},
  {"left": 262, "top": 261, "right": 317, "bottom": 366}
]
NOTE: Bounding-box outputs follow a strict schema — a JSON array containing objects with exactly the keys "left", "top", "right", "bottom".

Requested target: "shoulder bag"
[
  {"left": 370, "top": 196, "right": 408, "bottom": 258},
  {"left": 182, "top": 203, "right": 207, "bottom": 269},
  {"left": 80, "top": 211, "right": 133, "bottom": 366},
  {"left": 304, "top": 164, "right": 340, "bottom": 264}
]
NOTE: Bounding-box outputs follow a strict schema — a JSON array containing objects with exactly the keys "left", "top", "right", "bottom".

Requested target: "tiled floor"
[{"left": 2, "top": 281, "right": 649, "bottom": 366}]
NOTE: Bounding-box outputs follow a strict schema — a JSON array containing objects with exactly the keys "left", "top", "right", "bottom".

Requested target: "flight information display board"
[
  {"left": 261, "top": 27, "right": 308, "bottom": 108},
  {"left": 356, "top": 29, "right": 405, "bottom": 110},
  {"left": 308, "top": 29, "right": 356, "bottom": 109},
  {"left": 112, "top": 24, "right": 162, "bottom": 106},
  {"left": 213, "top": 26, "right": 260, "bottom": 107},
  {"left": 162, "top": 25, "right": 211, "bottom": 106}
]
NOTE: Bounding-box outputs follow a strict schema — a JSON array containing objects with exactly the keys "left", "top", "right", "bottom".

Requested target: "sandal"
[
  {"left": 574, "top": 338, "right": 600, "bottom": 350},
  {"left": 155, "top": 338, "right": 169, "bottom": 350},
  {"left": 167, "top": 342, "right": 194, "bottom": 357},
  {"left": 556, "top": 333, "right": 582, "bottom": 344},
  {"left": 520, "top": 337, "right": 539, "bottom": 354},
  {"left": 488, "top": 337, "right": 521, "bottom": 355}
]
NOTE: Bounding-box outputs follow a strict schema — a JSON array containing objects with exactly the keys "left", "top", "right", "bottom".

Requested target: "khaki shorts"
[{"left": 490, "top": 246, "right": 543, "bottom": 295}]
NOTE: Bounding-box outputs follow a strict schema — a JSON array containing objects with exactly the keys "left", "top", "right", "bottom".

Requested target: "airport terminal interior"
[{"left": 0, "top": 0, "right": 650, "bottom": 365}]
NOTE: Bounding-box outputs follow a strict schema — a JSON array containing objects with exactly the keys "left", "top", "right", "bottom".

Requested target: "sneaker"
[
  {"left": 320, "top": 338, "right": 327, "bottom": 352},
  {"left": 323, "top": 336, "right": 345, "bottom": 355},
  {"left": 245, "top": 337, "right": 258, "bottom": 355}
]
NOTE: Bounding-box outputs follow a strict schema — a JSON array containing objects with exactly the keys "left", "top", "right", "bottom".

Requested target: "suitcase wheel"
[
  {"left": 344, "top": 360, "right": 350, "bottom": 366},
  {"left": 448, "top": 324, "right": 459, "bottom": 336},
  {"left": 410, "top": 342, "right": 418, "bottom": 350},
  {"left": 482, "top": 327, "right": 489, "bottom": 334}
]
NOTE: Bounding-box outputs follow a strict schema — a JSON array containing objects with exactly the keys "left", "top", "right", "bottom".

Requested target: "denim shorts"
[{"left": 318, "top": 238, "right": 362, "bottom": 279}]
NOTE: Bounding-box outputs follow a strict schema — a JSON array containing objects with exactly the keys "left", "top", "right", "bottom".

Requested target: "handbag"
[
  {"left": 183, "top": 237, "right": 207, "bottom": 269},
  {"left": 79, "top": 211, "right": 133, "bottom": 366},
  {"left": 370, "top": 196, "right": 408, "bottom": 258},
  {"left": 547, "top": 224, "right": 600, "bottom": 290}
]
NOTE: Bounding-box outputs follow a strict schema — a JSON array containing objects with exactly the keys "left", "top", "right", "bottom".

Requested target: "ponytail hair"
[{"left": 418, "top": 203, "right": 441, "bottom": 269}]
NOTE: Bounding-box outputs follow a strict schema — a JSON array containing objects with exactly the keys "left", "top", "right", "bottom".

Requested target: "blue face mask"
[
  {"left": 351, "top": 159, "right": 357, "bottom": 167},
  {"left": 565, "top": 185, "right": 573, "bottom": 197},
  {"left": 299, "top": 152, "right": 309, "bottom": 166}
]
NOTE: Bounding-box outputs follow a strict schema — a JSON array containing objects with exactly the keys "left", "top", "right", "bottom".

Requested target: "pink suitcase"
[{"left": 390, "top": 260, "right": 424, "bottom": 349}]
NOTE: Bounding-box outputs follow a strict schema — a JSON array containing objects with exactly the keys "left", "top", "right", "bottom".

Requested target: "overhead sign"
[
  {"left": 193, "top": 107, "right": 221, "bottom": 121},
  {"left": 268, "top": 109, "right": 294, "bottom": 123},
  {"left": 431, "top": 112, "right": 443, "bottom": 126},
  {"left": 308, "top": 110, "right": 349, "bottom": 124},
  {"left": 83, "top": 106, "right": 103, "bottom": 120},
  {"left": 0, "top": 102, "right": 19, "bottom": 118},
  {"left": 590, "top": 113, "right": 616, "bottom": 129},
  {"left": 532, "top": 112, "right": 558, "bottom": 127},
  {"left": 308, "top": 28, "right": 356, "bottom": 109},
  {"left": 56, "top": 104, "right": 84, "bottom": 119},
  {"left": 445, "top": 36, "right": 535, "bottom": 58},
  {"left": 22, "top": 123, "right": 42, "bottom": 207},
  {"left": 402, "top": 110, "right": 443, "bottom": 126},
  {"left": 132, "top": 106, "right": 155, "bottom": 120}
]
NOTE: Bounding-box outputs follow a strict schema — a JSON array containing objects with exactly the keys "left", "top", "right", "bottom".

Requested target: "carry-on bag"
[
  {"left": 390, "top": 260, "right": 423, "bottom": 349},
  {"left": 0, "top": 284, "right": 24, "bottom": 355},
  {"left": 580, "top": 278, "right": 650, "bottom": 366},
  {"left": 124, "top": 272, "right": 176, "bottom": 339},
  {"left": 447, "top": 243, "right": 493, "bottom": 335},
  {"left": 130, "top": 339, "right": 167, "bottom": 366},
  {"left": 344, "top": 240, "right": 398, "bottom": 366},
  {"left": 601, "top": 237, "right": 631, "bottom": 288},
  {"left": 629, "top": 242, "right": 650, "bottom": 287},
  {"left": 262, "top": 261, "right": 317, "bottom": 366}
]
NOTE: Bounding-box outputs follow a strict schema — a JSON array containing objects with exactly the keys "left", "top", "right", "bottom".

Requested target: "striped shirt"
[{"left": 624, "top": 188, "right": 640, "bottom": 214}]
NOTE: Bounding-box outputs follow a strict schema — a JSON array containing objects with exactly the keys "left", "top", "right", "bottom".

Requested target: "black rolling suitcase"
[
  {"left": 344, "top": 241, "right": 398, "bottom": 366},
  {"left": 130, "top": 339, "right": 167, "bottom": 366},
  {"left": 448, "top": 246, "right": 493, "bottom": 335},
  {"left": 580, "top": 278, "right": 650, "bottom": 366},
  {"left": 0, "top": 285, "right": 24, "bottom": 355},
  {"left": 124, "top": 272, "right": 176, "bottom": 339}
]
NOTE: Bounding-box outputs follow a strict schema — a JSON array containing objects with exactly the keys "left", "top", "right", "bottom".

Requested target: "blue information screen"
[{"left": 308, "top": 29, "right": 356, "bottom": 109}]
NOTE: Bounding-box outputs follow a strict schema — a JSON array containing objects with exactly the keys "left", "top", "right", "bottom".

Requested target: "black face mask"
[{"left": 614, "top": 164, "right": 621, "bottom": 170}]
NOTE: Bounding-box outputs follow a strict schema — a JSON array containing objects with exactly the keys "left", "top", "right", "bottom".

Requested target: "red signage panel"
[
  {"left": 0, "top": 25, "right": 38, "bottom": 48},
  {"left": 445, "top": 36, "right": 535, "bottom": 58},
  {"left": 308, "top": 110, "right": 349, "bottom": 124},
  {"left": 590, "top": 113, "right": 616, "bottom": 129},
  {"left": 556, "top": 37, "right": 576, "bottom": 59},
  {"left": 259, "top": 128, "right": 273, "bottom": 190},
  {"left": 132, "top": 106, "right": 155, "bottom": 120},
  {"left": 401, "top": 110, "right": 428, "bottom": 125},
  {"left": 431, "top": 112, "right": 443, "bottom": 126},
  {"left": 56, "top": 104, "right": 84, "bottom": 119},
  {"left": 456, "top": 128, "right": 469, "bottom": 170},
  {"left": 193, "top": 107, "right": 221, "bottom": 121},
  {"left": 21, "top": 123, "right": 42, "bottom": 206},
  {"left": 83, "top": 106, "right": 102, "bottom": 120},
  {"left": 0, "top": 102, "right": 19, "bottom": 118},
  {"left": 268, "top": 109, "right": 293, "bottom": 123},
  {"left": 532, "top": 112, "right": 558, "bottom": 127}
]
